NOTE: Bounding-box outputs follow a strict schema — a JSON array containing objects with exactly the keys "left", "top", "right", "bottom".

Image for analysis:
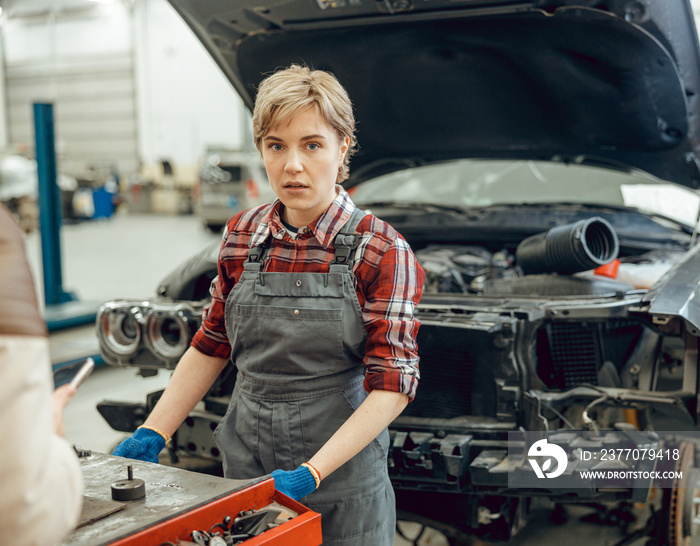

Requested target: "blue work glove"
[
  {"left": 271, "top": 465, "right": 318, "bottom": 501},
  {"left": 112, "top": 427, "right": 166, "bottom": 463}
]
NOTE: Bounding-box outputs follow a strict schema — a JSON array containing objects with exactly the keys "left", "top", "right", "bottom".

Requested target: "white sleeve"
[{"left": 0, "top": 336, "right": 83, "bottom": 546}]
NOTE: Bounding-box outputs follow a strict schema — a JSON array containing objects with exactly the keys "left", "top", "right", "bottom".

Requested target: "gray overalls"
[{"left": 214, "top": 208, "right": 396, "bottom": 545}]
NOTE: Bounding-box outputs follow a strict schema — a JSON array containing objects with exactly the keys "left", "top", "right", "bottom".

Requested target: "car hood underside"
[{"left": 169, "top": 0, "right": 700, "bottom": 187}]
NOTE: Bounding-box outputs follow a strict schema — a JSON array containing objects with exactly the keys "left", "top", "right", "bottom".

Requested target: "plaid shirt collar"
[{"left": 249, "top": 187, "right": 357, "bottom": 249}]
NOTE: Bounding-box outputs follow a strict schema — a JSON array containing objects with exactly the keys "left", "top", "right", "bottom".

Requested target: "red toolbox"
[{"left": 62, "top": 452, "right": 322, "bottom": 546}]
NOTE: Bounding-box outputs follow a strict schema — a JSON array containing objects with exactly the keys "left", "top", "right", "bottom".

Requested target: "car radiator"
[
  {"left": 402, "top": 346, "right": 473, "bottom": 419},
  {"left": 545, "top": 322, "right": 601, "bottom": 389}
]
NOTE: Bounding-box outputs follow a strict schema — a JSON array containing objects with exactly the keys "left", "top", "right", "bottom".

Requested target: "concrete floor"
[{"left": 26, "top": 211, "right": 676, "bottom": 546}]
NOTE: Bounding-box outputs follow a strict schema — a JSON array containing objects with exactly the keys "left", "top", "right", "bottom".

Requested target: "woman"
[{"left": 114, "top": 64, "right": 424, "bottom": 545}]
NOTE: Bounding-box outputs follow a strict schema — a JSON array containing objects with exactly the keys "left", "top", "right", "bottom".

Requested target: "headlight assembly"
[
  {"left": 97, "top": 303, "right": 143, "bottom": 357},
  {"left": 145, "top": 307, "right": 195, "bottom": 361},
  {"left": 96, "top": 300, "right": 203, "bottom": 370}
]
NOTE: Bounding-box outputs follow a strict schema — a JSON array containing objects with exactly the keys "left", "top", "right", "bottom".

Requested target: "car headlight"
[
  {"left": 97, "top": 300, "right": 203, "bottom": 370},
  {"left": 97, "top": 303, "right": 143, "bottom": 357},
  {"left": 145, "top": 308, "right": 193, "bottom": 361}
]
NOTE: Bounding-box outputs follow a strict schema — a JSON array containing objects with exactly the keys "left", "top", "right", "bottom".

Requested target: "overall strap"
[
  {"left": 330, "top": 208, "right": 367, "bottom": 272},
  {"left": 243, "top": 234, "right": 270, "bottom": 272},
  {"left": 243, "top": 208, "right": 367, "bottom": 273}
]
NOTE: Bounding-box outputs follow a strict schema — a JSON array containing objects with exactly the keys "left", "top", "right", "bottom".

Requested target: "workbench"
[{"left": 61, "top": 452, "right": 322, "bottom": 545}]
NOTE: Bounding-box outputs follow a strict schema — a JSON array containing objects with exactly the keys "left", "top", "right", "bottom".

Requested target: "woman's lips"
[{"left": 283, "top": 182, "right": 308, "bottom": 192}]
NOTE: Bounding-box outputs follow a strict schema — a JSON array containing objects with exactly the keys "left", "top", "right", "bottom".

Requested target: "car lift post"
[{"left": 34, "top": 102, "right": 100, "bottom": 333}]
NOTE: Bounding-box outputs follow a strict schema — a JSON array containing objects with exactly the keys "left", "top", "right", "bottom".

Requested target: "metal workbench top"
[{"left": 62, "top": 452, "right": 265, "bottom": 546}]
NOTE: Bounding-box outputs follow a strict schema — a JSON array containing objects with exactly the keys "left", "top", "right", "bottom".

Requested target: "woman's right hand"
[
  {"left": 110, "top": 349, "right": 228, "bottom": 464},
  {"left": 112, "top": 427, "right": 166, "bottom": 463}
]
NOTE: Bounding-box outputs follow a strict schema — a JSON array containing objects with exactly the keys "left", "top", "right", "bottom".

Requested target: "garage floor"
[{"left": 25, "top": 212, "right": 682, "bottom": 546}]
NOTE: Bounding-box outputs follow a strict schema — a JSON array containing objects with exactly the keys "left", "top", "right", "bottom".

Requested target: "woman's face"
[{"left": 261, "top": 106, "right": 349, "bottom": 228}]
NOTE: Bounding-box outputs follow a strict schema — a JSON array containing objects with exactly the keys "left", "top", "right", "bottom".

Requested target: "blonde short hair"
[{"left": 252, "top": 65, "right": 357, "bottom": 183}]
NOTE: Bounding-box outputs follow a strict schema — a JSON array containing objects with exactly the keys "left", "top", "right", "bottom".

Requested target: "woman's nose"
[{"left": 284, "top": 149, "right": 303, "bottom": 174}]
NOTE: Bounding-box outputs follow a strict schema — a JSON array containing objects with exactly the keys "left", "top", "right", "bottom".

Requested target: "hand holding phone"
[{"left": 69, "top": 357, "right": 95, "bottom": 389}]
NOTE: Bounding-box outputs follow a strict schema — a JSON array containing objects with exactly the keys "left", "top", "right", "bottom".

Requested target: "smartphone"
[{"left": 69, "top": 358, "right": 95, "bottom": 389}]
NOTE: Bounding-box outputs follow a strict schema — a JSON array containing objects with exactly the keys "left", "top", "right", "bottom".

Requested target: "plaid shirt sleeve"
[
  {"left": 356, "top": 218, "right": 425, "bottom": 401},
  {"left": 190, "top": 207, "right": 263, "bottom": 359},
  {"left": 190, "top": 237, "right": 235, "bottom": 360}
]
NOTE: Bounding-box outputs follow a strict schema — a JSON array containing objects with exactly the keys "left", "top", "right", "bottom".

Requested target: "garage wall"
[
  {"left": 133, "top": 0, "right": 247, "bottom": 170},
  {"left": 0, "top": 0, "right": 246, "bottom": 180},
  {"left": 2, "top": 2, "right": 138, "bottom": 178}
]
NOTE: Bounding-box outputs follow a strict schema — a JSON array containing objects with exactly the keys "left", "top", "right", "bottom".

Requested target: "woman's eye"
[
  {"left": 307, "top": 142, "right": 320, "bottom": 151},
  {"left": 269, "top": 143, "right": 283, "bottom": 151}
]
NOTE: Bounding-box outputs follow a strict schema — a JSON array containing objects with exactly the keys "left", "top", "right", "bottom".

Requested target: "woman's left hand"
[{"left": 271, "top": 465, "right": 317, "bottom": 500}]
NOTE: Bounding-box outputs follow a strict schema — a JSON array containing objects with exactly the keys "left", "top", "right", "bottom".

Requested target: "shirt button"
[
  {"left": 294, "top": 309, "right": 300, "bottom": 316},
  {"left": 296, "top": 280, "right": 302, "bottom": 287}
]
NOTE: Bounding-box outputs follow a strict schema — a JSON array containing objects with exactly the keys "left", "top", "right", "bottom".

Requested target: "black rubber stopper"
[{"left": 111, "top": 465, "right": 146, "bottom": 501}]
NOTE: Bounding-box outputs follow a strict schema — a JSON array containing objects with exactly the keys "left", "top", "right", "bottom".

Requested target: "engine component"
[
  {"left": 416, "top": 245, "right": 492, "bottom": 293},
  {"left": 516, "top": 217, "right": 619, "bottom": 275}
]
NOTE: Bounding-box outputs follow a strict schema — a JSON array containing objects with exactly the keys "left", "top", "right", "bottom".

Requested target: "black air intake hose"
[{"left": 515, "top": 217, "right": 619, "bottom": 275}]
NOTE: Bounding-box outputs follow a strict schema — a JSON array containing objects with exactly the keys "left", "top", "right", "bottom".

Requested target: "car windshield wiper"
[{"left": 357, "top": 201, "right": 469, "bottom": 215}]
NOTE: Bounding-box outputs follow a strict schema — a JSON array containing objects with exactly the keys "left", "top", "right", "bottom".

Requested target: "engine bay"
[{"left": 415, "top": 216, "right": 684, "bottom": 297}]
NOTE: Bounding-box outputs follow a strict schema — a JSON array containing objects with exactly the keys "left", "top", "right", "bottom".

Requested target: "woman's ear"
[{"left": 340, "top": 136, "right": 350, "bottom": 160}]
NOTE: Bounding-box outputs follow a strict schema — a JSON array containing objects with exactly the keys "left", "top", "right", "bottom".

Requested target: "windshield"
[{"left": 351, "top": 159, "right": 700, "bottom": 228}]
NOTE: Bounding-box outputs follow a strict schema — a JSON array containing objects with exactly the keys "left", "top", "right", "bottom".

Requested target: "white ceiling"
[{"left": 0, "top": 0, "right": 131, "bottom": 19}]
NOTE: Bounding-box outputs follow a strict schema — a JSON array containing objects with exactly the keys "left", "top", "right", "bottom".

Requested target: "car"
[
  {"left": 96, "top": 1, "right": 700, "bottom": 543},
  {"left": 194, "top": 149, "right": 273, "bottom": 232}
]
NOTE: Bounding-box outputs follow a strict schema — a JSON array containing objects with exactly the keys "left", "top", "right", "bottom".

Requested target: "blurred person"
[{"left": 0, "top": 204, "right": 83, "bottom": 545}]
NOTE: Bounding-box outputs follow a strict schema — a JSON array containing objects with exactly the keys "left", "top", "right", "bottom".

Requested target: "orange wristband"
[
  {"left": 138, "top": 425, "right": 172, "bottom": 447},
  {"left": 301, "top": 462, "right": 321, "bottom": 489}
]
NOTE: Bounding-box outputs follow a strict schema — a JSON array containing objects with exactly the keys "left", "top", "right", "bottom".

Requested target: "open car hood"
[{"left": 168, "top": 0, "right": 700, "bottom": 188}]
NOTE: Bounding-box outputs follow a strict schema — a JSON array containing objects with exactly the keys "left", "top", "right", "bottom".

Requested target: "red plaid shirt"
[{"left": 191, "top": 188, "right": 424, "bottom": 400}]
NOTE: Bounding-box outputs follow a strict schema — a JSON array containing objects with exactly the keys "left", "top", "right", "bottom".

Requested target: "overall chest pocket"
[{"left": 231, "top": 304, "right": 345, "bottom": 376}]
